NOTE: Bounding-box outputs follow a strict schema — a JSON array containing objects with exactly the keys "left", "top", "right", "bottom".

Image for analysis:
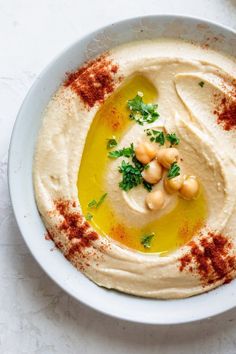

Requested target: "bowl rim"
[{"left": 8, "top": 14, "right": 236, "bottom": 325}]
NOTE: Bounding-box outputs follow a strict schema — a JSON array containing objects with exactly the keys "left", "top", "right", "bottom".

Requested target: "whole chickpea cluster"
[{"left": 135, "top": 141, "right": 199, "bottom": 211}]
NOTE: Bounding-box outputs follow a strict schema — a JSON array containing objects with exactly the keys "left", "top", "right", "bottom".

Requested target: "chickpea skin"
[
  {"left": 142, "top": 159, "right": 163, "bottom": 184},
  {"left": 179, "top": 176, "right": 199, "bottom": 200},
  {"left": 146, "top": 190, "right": 165, "bottom": 210},
  {"left": 135, "top": 142, "right": 156, "bottom": 164},
  {"left": 156, "top": 148, "right": 179, "bottom": 169},
  {"left": 164, "top": 175, "right": 184, "bottom": 194}
]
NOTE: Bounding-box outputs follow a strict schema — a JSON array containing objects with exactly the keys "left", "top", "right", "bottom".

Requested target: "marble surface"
[{"left": 1, "top": 0, "right": 236, "bottom": 353}]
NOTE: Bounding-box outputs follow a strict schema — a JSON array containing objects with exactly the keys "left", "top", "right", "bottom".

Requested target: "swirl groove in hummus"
[{"left": 34, "top": 39, "right": 236, "bottom": 299}]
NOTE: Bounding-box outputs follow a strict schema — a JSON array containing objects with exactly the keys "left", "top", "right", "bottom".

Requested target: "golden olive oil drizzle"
[{"left": 77, "top": 75, "right": 208, "bottom": 254}]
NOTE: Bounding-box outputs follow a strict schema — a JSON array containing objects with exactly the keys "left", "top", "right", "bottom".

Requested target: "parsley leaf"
[
  {"left": 118, "top": 160, "right": 143, "bottom": 191},
  {"left": 198, "top": 81, "right": 205, "bottom": 88},
  {"left": 145, "top": 129, "right": 165, "bottom": 145},
  {"left": 85, "top": 212, "right": 93, "bottom": 221},
  {"left": 166, "top": 133, "right": 180, "bottom": 146},
  {"left": 145, "top": 129, "right": 180, "bottom": 147},
  {"left": 88, "top": 193, "right": 107, "bottom": 209},
  {"left": 167, "top": 162, "right": 181, "bottom": 179},
  {"left": 132, "top": 155, "right": 143, "bottom": 170},
  {"left": 117, "top": 154, "right": 152, "bottom": 192},
  {"left": 141, "top": 233, "right": 155, "bottom": 248},
  {"left": 96, "top": 193, "right": 108, "bottom": 208},
  {"left": 88, "top": 199, "right": 97, "bottom": 208},
  {"left": 108, "top": 143, "right": 134, "bottom": 158},
  {"left": 143, "top": 180, "right": 153, "bottom": 192},
  {"left": 108, "top": 140, "right": 153, "bottom": 192},
  {"left": 128, "top": 94, "right": 144, "bottom": 111},
  {"left": 107, "top": 137, "right": 118, "bottom": 149},
  {"left": 127, "top": 94, "right": 159, "bottom": 125}
]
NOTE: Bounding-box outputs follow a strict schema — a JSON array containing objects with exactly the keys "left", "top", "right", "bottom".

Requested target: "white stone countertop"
[{"left": 1, "top": 0, "right": 236, "bottom": 353}]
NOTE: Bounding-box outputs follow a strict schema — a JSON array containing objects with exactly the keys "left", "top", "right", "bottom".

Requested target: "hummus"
[{"left": 34, "top": 39, "right": 236, "bottom": 299}]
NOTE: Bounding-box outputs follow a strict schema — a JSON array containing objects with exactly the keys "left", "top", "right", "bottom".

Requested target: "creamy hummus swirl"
[{"left": 34, "top": 39, "right": 236, "bottom": 298}]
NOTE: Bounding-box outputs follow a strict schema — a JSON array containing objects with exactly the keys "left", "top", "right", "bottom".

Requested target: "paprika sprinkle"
[
  {"left": 64, "top": 54, "right": 119, "bottom": 108},
  {"left": 214, "top": 86, "right": 236, "bottom": 130},
  {"left": 179, "top": 232, "right": 236, "bottom": 285},
  {"left": 54, "top": 200, "right": 98, "bottom": 257}
]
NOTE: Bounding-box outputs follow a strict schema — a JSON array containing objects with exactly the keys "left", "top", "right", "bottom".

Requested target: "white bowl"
[{"left": 8, "top": 15, "right": 236, "bottom": 325}]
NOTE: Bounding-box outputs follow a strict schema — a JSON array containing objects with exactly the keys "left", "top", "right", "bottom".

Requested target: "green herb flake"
[
  {"left": 88, "top": 193, "right": 108, "bottom": 209},
  {"left": 107, "top": 137, "right": 118, "bottom": 149},
  {"left": 118, "top": 160, "right": 143, "bottom": 191},
  {"left": 141, "top": 233, "right": 155, "bottom": 248},
  {"left": 166, "top": 133, "right": 180, "bottom": 146},
  {"left": 145, "top": 129, "right": 165, "bottom": 145},
  {"left": 167, "top": 162, "right": 181, "bottom": 179},
  {"left": 96, "top": 193, "right": 108, "bottom": 208},
  {"left": 127, "top": 94, "right": 159, "bottom": 126},
  {"left": 85, "top": 212, "right": 93, "bottom": 221},
  {"left": 143, "top": 163, "right": 150, "bottom": 170},
  {"left": 88, "top": 199, "right": 97, "bottom": 208},
  {"left": 198, "top": 81, "right": 205, "bottom": 88},
  {"left": 143, "top": 180, "right": 152, "bottom": 192},
  {"left": 108, "top": 143, "right": 134, "bottom": 159}
]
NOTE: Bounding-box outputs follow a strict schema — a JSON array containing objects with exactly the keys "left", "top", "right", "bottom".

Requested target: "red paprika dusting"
[
  {"left": 54, "top": 200, "right": 98, "bottom": 256},
  {"left": 64, "top": 54, "right": 119, "bottom": 108},
  {"left": 214, "top": 90, "right": 236, "bottom": 130},
  {"left": 110, "top": 223, "right": 132, "bottom": 248},
  {"left": 45, "top": 229, "right": 63, "bottom": 250},
  {"left": 179, "top": 254, "right": 192, "bottom": 272},
  {"left": 45, "top": 230, "right": 53, "bottom": 240},
  {"left": 179, "top": 232, "right": 236, "bottom": 285},
  {"left": 109, "top": 107, "right": 123, "bottom": 131},
  {"left": 65, "top": 231, "right": 98, "bottom": 261},
  {"left": 55, "top": 240, "right": 63, "bottom": 249}
]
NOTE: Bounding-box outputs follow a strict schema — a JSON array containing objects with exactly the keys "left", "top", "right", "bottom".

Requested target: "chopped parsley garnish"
[
  {"left": 108, "top": 143, "right": 134, "bottom": 158},
  {"left": 88, "top": 193, "right": 108, "bottom": 209},
  {"left": 88, "top": 199, "right": 97, "bottom": 208},
  {"left": 127, "top": 94, "right": 159, "bottom": 125},
  {"left": 108, "top": 141, "right": 153, "bottom": 192},
  {"left": 132, "top": 155, "right": 143, "bottom": 170},
  {"left": 117, "top": 153, "right": 152, "bottom": 192},
  {"left": 85, "top": 212, "right": 93, "bottom": 221},
  {"left": 166, "top": 133, "right": 180, "bottom": 146},
  {"left": 107, "top": 137, "right": 118, "bottom": 149},
  {"left": 143, "top": 180, "right": 153, "bottom": 192},
  {"left": 198, "top": 81, "right": 205, "bottom": 88},
  {"left": 141, "top": 233, "right": 155, "bottom": 248},
  {"left": 145, "top": 129, "right": 165, "bottom": 145},
  {"left": 167, "top": 162, "right": 181, "bottom": 179},
  {"left": 118, "top": 160, "right": 142, "bottom": 191},
  {"left": 96, "top": 193, "right": 108, "bottom": 208},
  {"left": 145, "top": 129, "right": 180, "bottom": 146}
]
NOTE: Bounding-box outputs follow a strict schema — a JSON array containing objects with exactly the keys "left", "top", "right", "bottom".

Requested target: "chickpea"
[
  {"left": 156, "top": 148, "right": 179, "bottom": 169},
  {"left": 179, "top": 176, "right": 199, "bottom": 200},
  {"left": 164, "top": 175, "right": 184, "bottom": 194},
  {"left": 135, "top": 142, "right": 156, "bottom": 164},
  {"left": 146, "top": 190, "right": 165, "bottom": 210},
  {"left": 142, "top": 159, "right": 163, "bottom": 184}
]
